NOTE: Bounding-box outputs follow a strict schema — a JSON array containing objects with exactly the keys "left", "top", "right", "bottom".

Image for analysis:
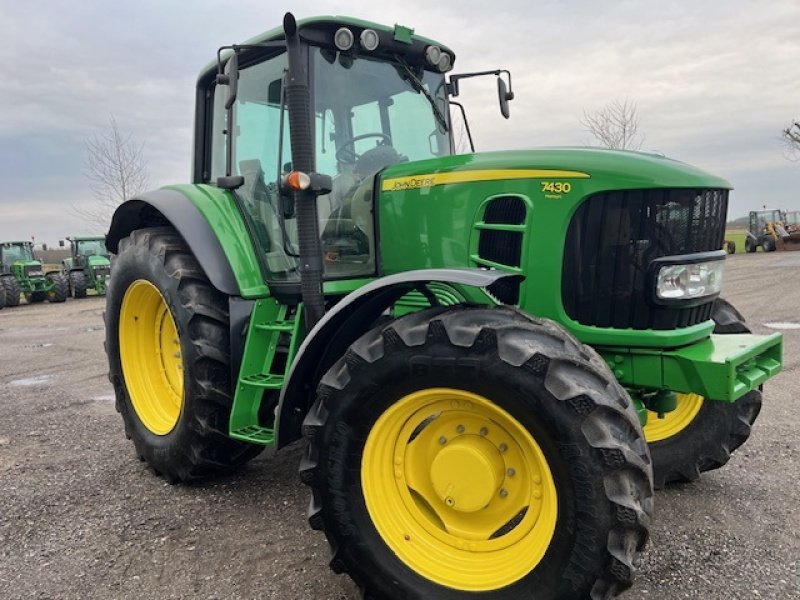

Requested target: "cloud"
[{"left": 0, "top": 0, "right": 798, "bottom": 243}]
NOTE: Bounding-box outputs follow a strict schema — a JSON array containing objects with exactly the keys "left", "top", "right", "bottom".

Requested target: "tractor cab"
[
  {"left": 71, "top": 237, "right": 110, "bottom": 262},
  {"left": 197, "top": 17, "right": 509, "bottom": 288},
  {"left": 0, "top": 241, "right": 37, "bottom": 270}
]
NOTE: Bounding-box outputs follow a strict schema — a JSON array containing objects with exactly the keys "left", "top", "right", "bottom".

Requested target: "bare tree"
[
  {"left": 74, "top": 115, "right": 150, "bottom": 228},
  {"left": 581, "top": 99, "right": 644, "bottom": 150},
  {"left": 782, "top": 120, "right": 800, "bottom": 160}
]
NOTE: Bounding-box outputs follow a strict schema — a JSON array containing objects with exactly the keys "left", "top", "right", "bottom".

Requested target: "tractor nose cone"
[{"left": 429, "top": 435, "right": 505, "bottom": 512}]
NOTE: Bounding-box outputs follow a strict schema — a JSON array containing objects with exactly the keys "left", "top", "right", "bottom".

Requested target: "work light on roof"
[
  {"left": 437, "top": 53, "right": 452, "bottom": 72},
  {"left": 425, "top": 45, "right": 442, "bottom": 67},
  {"left": 360, "top": 29, "right": 380, "bottom": 51},
  {"left": 334, "top": 27, "right": 355, "bottom": 51}
]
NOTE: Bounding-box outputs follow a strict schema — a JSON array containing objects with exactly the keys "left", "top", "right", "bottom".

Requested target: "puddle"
[
  {"left": 9, "top": 375, "right": 52, "bottom": 387},
  {"left": 764, "top": 322, "right": 800, "bottom": 330},
  {"left": 29, "top": 343, "right": 54, "bottom": 349},
  {"left": 84, "top": 326, "right": 104, "bottom": 332},
  {"left": 91, "top": 395, "right": 115, "bottom": 402}
]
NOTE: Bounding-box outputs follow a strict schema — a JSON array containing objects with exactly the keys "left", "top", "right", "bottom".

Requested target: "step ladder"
[{"left": 229, "top": 300, "right": 303, "bottom": 445}]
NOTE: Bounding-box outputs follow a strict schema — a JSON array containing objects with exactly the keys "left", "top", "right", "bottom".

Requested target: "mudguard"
[
  {"left": 275, "top": 268, "right": 522, "bottom": 448},
  {"left": 106, "top": 189, "right": 240, "bottom": 296}
]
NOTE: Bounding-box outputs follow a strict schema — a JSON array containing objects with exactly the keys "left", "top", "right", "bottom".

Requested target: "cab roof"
[{"left": 198, "top": 15, "right": 453, "bottom": 82}]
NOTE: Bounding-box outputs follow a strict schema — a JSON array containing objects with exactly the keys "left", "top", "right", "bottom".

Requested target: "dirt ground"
[{"left": 1, "top": 253, "right": 798, "bottom": 599}]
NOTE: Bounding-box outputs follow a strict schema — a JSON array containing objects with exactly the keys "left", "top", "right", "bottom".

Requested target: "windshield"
[
  {"left": 312, "top": 48, "right": 451, "bottom": 278},
  {"left": 76, "top": 240, "right": 108, "bottom": 257},
  {"left": 784, "top": 212, "right": 799, "bottom": 226},
  {"left": 1, "top": 243, "right": 34, "bottom": 263}
]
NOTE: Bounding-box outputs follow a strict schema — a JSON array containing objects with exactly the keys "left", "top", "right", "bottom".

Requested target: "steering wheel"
[{"left": 335, "top": 133, "right": 393, "bottom": 163}]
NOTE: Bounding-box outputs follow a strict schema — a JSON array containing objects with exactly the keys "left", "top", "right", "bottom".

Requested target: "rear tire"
[
  {"left": 763, "top": 237, "right": 776, "bottom": 252},
  {"left": 645, "top": 297, "right": 762, "bottom": 489},
  {"left": 46, "top": 273, "right": 69, "bottom": 303},
  {"left": 105, "top": 226, "right": 263, "bottom": 482},
  {"left": 70, "top": 271, "right": 88, "bottom": 298},
  {"left": 303, "top": 306, "right": 652, "bottom": 599},
  {"left": 1, "top": 276, "right": 21, "bottom": 306},
  {"left": 744, "top": 238, "right": 756, "bottom": 253}
]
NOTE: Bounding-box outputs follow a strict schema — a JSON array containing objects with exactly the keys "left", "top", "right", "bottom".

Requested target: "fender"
[
  {"left": 275, "top": 268, "right": 522, "bottom": 448},
  {"left": 106, "top": 186, "right": 269, "bottom": 298}
]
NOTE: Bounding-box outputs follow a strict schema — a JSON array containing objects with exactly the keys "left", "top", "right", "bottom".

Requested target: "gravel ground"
[{"left": 0, "top": 253, "right": 798, "bottom": 599}]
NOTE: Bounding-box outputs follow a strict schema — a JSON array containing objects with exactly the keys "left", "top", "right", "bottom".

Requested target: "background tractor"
[
  {"left": 745, "top": 209, "right": 800, "bottom": 252},
  {"left": 62, "top": 236, "right": 112, "bottom": 298},
  {"left": 103, "top": 14, "right": 782, "bottom": 599},
  {"left": 0, "top": 241, "right": 69, "bottom": 305}
]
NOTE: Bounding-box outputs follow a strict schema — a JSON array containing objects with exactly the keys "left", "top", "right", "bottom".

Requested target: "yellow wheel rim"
[
  {"left": 643, "top": 393, "right": 704, "bottom": 443},
  {"left": 119, "top": 280, "right": 184, "bottom": 435},
  {"left": 362, "top": 388, "right": 558, "bottom": 591}
]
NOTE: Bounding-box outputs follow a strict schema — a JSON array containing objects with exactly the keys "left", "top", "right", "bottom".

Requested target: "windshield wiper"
[{"left": 394, "top": 57, "right": 449, "bottom": 132}]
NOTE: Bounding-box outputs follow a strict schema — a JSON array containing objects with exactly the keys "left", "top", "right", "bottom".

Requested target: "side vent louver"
[{"left": 471, "top": 196, "right": 527, "bottom": 305}]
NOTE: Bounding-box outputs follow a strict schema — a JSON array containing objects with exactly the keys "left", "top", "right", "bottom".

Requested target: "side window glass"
[{"left": 210, "top": 53, "right": 299, "bottom": 281}]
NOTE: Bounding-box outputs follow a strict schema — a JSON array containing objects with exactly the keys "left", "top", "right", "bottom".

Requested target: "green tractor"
[
  {"left": 0, "top": 241, "right": 69, "bottom": 305},
  {"left": 104, "top": 14, "right": 782, "bottom": 599},
  {"left": 62, "top": 236, "right": 112, "bottom": 298}
]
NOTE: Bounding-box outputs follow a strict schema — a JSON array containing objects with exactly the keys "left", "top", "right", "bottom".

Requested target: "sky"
[{"left": 1, "top": 0, "right": 798, "bottom": 244}]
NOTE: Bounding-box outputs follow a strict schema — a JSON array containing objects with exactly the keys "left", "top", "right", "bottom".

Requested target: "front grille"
[
  {"left": 93, "top": 267, "right": 111, "bottom": 277},
  {"left": 562, "top": 188, "right": 728, "bottom": 330},
  {"left": 473, "top": 196, "right": 526, "bottom": 305},
  {"left": 24, "top": 265, "right": 43, "bottom": 278}
]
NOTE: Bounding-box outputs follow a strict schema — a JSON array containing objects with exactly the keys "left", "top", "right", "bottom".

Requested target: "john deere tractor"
[
  {"left": 0, "top": 241, "right": 69, "bottom": 305},
  {"left": 63, "top": 236, "right": 112, "bottom": 298},
  {"left": 104, "top": 14, "right": 782, "bottom": 599}
]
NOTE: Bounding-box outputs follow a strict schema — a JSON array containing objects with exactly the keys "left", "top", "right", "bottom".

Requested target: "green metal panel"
[
  {"left": 598, "top": 332, "right": 782, "bottom": 402},
  {"left": 163, "top": 184, "right": 270, "bottom": 298},
  {"left": 378, "top": 148, "right": 730, "bottom": 348}
]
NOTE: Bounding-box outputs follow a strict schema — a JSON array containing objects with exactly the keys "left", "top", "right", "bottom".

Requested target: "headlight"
[{"left": 655, "top": 257, "right": 725, "bottom": 301}]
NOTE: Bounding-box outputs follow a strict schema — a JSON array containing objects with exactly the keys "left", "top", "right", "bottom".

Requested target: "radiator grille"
[
  {"left": 562, "top": 188, "right": 728, "bottom": 330},
  {"left": 472, "top": 196, "right": 526, "bottom": 304}
]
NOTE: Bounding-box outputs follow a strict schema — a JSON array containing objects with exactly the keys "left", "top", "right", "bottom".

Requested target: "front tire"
[
  {"left": 744, "top": 237, "right": 756, "bottom": 253},
  {"left": 644, "top": 297, "right": 763, "bottom": 488},
  {"left": 46, "top": 273, "right": 69, "bottom": 303},
  {"left": 2, "top": 276, "right": 21, "bottom": 306},
  {"left": 303, "top": 306, "right": 652, "bottom": 599},
  {"left": 70, "top": 271, "right": 88, "bottom": 298},
  {"left": 105, "top": 227, "right": 262, "bottom": 482}
]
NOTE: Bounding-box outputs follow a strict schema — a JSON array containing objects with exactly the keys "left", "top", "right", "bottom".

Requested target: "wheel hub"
[{"left": 430, "top": 435, "right": 504, "bottom": 512}]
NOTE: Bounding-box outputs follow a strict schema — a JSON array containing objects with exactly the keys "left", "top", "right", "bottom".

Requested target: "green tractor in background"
[
  {"left": 104, "top": 14, "right": 782, "bottom": 599},
  {"left": 62, "top": 236, "right": 112, "bottom": 298},
  {"left": 0, "top": 241, "right": 69, "bottom": 305}
]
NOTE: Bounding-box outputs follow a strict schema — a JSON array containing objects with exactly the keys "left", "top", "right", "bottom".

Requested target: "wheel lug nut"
[
  {"left": 438, "top": 436, "right": 447, "bottom": 445},
  {"left": 499, "top": 488, "right": 508, "bottom": 498},
  {"left": 456, "top": 424, "right": 465, "bottom": 434},
  {"left": 499, "top": 443, "right": 508, "bottom": 453},
  {"left": 507, "top": 468, "right": 516, "bottom": 477},
  {"left": 480, "top": 427, "right": 488, "bottom": 436}
]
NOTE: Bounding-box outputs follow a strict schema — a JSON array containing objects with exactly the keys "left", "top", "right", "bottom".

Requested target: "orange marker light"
[{"left": 286, "top": 171, "right": 311, "bottom": 191}]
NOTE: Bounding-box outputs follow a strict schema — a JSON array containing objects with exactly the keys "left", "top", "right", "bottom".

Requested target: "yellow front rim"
[
  {"left": 119, "top": 280, "right": 184, "bottom": 435},
  {"left": 643, "top": 393, "right": 704, "bottom": 443},
  {"left": 362, "top": 388, "right": 558, "bottom": 591}
]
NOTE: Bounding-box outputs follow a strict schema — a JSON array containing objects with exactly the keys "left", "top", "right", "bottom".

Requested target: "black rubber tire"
[
  {"left": 744, "top": 238, "right": 756, "bottom": 253},
  {"left": 725, "top": 241, "right": 736, "bottom": 254},
  {"left": 70, "top": 271, "right": 88, "bottom": 298},
  {"left": 0, "top": 281, "right": 5, "bottom": 310},
  {"left": 302, "top": 306, "right": 653, "bottom": 600},
  {"left": 105, "top": 227, "right": 263, "bottom": 482},
  {"left": 46, "top": 273, "right": 69, "bottom": 303},
  {"left": 1, "top": 276, "right": 21, "bottom": 306},
  {"left": 648, "top": 297, "right": 763, "bottom": 489}
]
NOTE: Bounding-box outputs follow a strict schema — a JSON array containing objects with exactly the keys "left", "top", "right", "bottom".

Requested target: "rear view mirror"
[
  {"left": 498, "top": 77, "right": 513, "bottom": 119},
  {"left": 219, "top": 53, "right": 239, "bottom": 109}
]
